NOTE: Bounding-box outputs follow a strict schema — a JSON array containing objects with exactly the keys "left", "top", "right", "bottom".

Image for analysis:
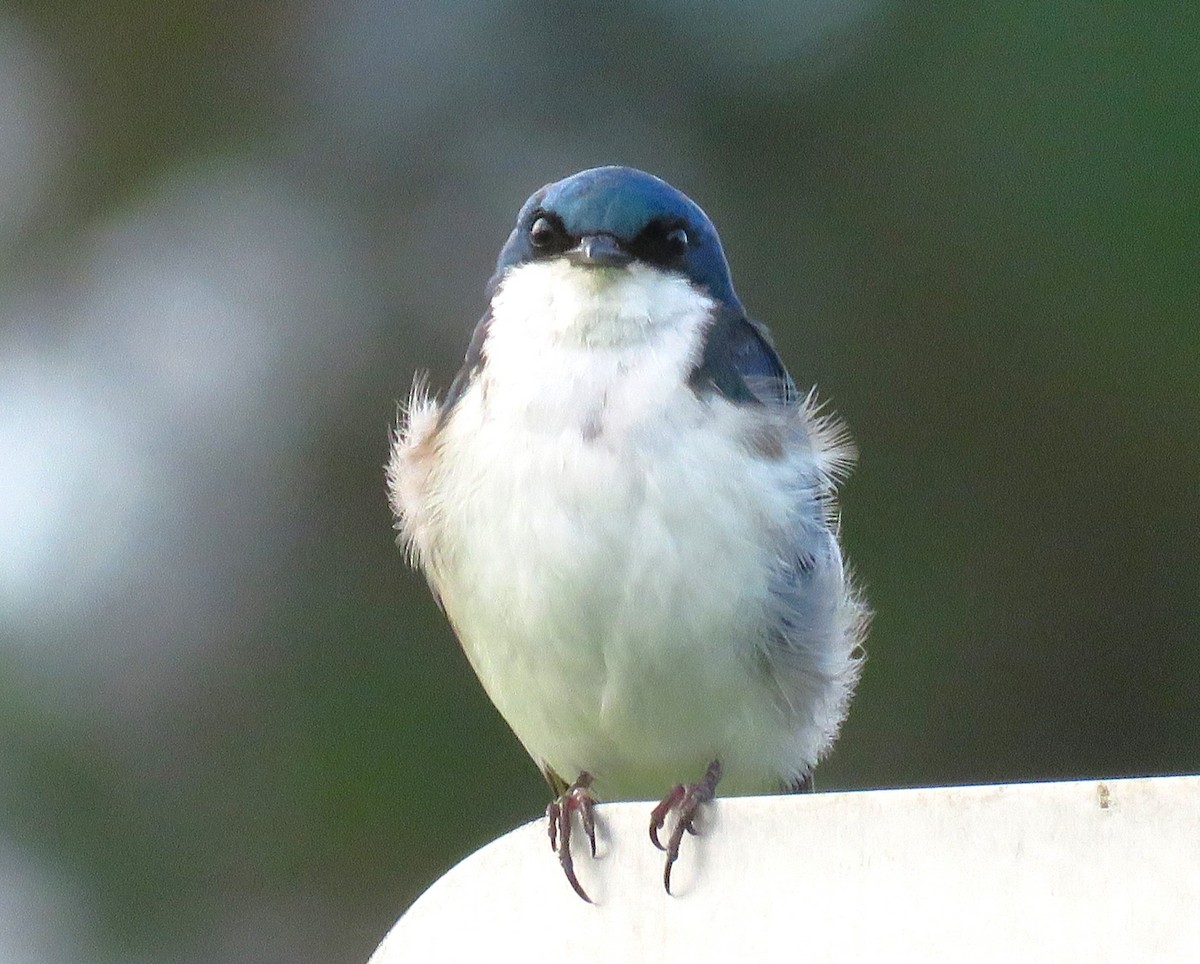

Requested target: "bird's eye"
[
  {"left": 664, "top": 227, "right": 689, "bottom": 258},
  {"left": 629, "top": 221, "right": 692, "bottom": 266},
  {"left": 529, "top": 215, "right": 562, "bottom": 249}
]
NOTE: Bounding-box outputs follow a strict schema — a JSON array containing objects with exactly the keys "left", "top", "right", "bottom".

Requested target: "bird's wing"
[
  {"left": 691, "top": 305, "right": 865, "bottom": 780},
  {"left": 387, "top": 309, "right": 492, "bottom": 609},
  {"left": 437, "top": 309, "right": 493, "bottom": 427},
  {"left": 687, "top": 304, "right": 797, "bottom": 407},
  {"left": 759, "top": 502, "right": 866, "bottom": 785}
]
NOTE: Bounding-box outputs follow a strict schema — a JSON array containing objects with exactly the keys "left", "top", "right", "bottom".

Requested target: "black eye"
[
  {"left": 664, "top": 226, "right": 689, "bottom": 258},
  {"left": 529, "top": 215, "right": 563, "bottom": 250},
  {"left": 630, "top": 222, "right": 691, "bottom": 265}
]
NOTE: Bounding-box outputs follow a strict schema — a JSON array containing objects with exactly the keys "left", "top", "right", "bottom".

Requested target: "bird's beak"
[{"left": 566, "top": 234, "right": 632, "bottom": 267}]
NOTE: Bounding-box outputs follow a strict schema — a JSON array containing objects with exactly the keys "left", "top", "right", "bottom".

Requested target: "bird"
[{"left": 387, "top": 166, "right": 868, "bottom": 902}]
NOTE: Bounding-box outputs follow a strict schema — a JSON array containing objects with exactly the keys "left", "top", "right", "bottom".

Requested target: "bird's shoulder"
[
  {"left": 687, "top": 304, "right": 797, "bottom": 408},
  {"left": 436, "top": 308, "right": 492, "bottom": 428},
  {"left": 435, "top": 298, "right": 798, "bottom": 427}
]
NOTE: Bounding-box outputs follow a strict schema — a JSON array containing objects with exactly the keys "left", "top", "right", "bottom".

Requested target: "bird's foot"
[
  {"left": 546, "top": 772, "right": 597, "bottom": 903},
  {"left": 648, "top": 759, "right": 722, "bottom": 894}
]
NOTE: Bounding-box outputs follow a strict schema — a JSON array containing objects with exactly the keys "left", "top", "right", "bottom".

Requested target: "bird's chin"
[
  {"left": 564, "top": 252, "right": 633, "bottom": 269},
  {"left": 493, "top": 259, "right": 709, "bottom": 349},
  {"left": 564, "top": 261, "right": 632, "bottom": 287}
]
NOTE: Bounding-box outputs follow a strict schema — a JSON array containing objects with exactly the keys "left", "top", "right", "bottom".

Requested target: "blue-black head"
[{"left": 493, "top": 166, "right": 741, "bottom": 310}]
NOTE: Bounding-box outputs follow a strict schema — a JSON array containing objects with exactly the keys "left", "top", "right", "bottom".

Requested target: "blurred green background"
[{"left": 0, "top": 1, "right": 1196, "bottom": 961}]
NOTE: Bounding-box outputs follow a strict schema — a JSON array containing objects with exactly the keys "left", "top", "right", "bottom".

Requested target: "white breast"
[{"left": 389, "top": 261, "right": 853, "bottom": 798}]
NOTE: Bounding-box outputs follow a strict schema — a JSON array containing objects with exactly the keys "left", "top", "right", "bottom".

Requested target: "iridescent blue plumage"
[
  {"left": 494, "top": 166, "right": 741, "bottom": 310},
  {"left": 479, "top": 166, "right": 794, "bottom": 412}
]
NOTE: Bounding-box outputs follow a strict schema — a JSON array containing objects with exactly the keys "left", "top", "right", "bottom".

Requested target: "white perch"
[{"left": 371, "top": 775, "right": 1200, "bottom": 962}]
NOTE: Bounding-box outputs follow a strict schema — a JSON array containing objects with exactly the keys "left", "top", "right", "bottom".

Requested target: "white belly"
[
  {"left": 390, "top": 262, "right": 849, "bottom": 799},
  {"left": 442, "top": 410, "right": 792, "bottom": 795}
]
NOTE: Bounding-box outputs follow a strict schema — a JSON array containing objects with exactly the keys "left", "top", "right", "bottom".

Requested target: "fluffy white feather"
[{"left": 388, "top": 260, "right": 865, "bottom": 799}]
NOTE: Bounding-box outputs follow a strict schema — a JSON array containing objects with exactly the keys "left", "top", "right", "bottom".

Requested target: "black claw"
[
  {"left": 546, "top": 801, "right": 560, "bottom": 851},
  {"left": 648, "top": 783, "right": 684, "bottom": 851},
  {"left": 649, "top": 760, "right": 723, "bottom": 895},
  {"left": 559, "top": 839, "right": 593, "bottom": 904},
  {"left": 546, "top": 772, "right": 597, "bottom": 903},
  {"left": 581, "top": 804, "right": 597, "bottom": 857}
]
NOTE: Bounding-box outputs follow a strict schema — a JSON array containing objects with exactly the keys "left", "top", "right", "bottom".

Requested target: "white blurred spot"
[
  {"left": 0, "top": 840, "right": 92, "bottom": 964},
  {"left": 0, "top": 350, "right": 153, "bottom": 613},
  {"left": 0, "top": 158, "right": 374, "bottom": 677},
  {"left": 79, "top": 163, "right": 367, "bottom": 442}
]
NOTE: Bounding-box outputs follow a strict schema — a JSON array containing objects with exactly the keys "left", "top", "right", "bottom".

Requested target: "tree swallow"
[{"left": 387, "top": 166, "right": 868, "bottom": 901}]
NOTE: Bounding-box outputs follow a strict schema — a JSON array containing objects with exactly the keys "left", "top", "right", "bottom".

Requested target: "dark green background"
[{"left": 1, "top": 2, "right": 1195, "bottom": 961}]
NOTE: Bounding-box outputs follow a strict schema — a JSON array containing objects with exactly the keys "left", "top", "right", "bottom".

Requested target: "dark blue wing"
[
  {"left": 436, "top": 309, "right": 492, "bottom": 428},
  {"left": 687, "top": 305, "right": 796, "bottom": 407}
]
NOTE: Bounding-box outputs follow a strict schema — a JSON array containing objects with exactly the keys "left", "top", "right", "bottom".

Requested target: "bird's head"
[{"left": 492, "top": 166, "right": 741, "bottom": 312}]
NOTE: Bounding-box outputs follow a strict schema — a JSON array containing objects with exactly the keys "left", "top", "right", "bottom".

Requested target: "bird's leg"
[
  {"left": 648, "top": 759, "right": 722, "bottom": 894},
  {"left": 785, "top": 769, "right": 815, "bottom": 793},
  {"left": 545, "top": 771, "right": 597, "bottom": 903}
]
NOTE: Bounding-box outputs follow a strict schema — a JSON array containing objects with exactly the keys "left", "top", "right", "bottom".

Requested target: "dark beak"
[{"left": 566, "top": 234, "right": 632, "bottom": 267}]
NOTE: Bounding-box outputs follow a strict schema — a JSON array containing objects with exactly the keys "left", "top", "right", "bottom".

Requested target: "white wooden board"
[{"left": 371, "top": 775, "right": 1200, "bottom": 962}]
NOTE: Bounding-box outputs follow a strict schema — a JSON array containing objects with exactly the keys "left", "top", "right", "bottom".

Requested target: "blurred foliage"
[{"left": 0, "top": 1, "right": 1196, "bottom": 962}]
